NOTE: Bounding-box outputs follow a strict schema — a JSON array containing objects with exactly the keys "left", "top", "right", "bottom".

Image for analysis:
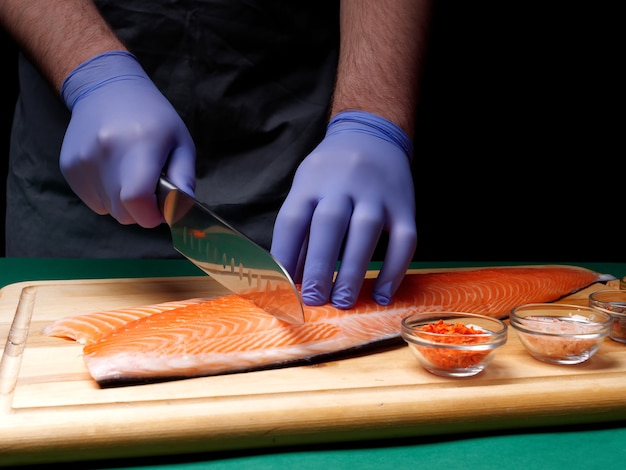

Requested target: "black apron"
[{"left": 5, "top": 0, "right": 339, "bottom": 257}]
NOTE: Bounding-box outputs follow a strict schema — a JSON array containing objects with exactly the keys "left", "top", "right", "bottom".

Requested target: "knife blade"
[{"left": 156, "top": 176, "right": 304, "bottom": 325}]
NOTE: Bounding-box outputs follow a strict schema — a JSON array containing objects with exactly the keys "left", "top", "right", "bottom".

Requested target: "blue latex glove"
[
  {"left": 271, "top": 110, "right": 417, "bottom": 309},
  {"left": 60, "top": 51, "right": 196, "bottom": 227}
]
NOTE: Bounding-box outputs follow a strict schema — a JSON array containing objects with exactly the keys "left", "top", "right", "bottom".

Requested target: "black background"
[
  {"left": 1, "top": 3, "right": 621, "bottom": 260},
  {"left": 1, "top": 27, "right": 18, "bottom": 257},
  {"left": 410, "top": 3, "right": 620, "bottom": 262}
]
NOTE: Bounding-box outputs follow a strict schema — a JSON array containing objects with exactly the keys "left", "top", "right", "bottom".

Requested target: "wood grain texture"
[{"left": 1, "top": 269, "right": 625, "bottom": 466}]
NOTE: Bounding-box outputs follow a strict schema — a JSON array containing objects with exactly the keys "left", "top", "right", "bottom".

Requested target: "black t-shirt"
[{"left": 5, "top": 0, "right": 339, "bottom": 257}]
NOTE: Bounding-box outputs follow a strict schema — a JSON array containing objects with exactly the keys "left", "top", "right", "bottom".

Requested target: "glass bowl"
[
  {"left": 509, "top": 303, "right": 612, "bottom": 364},
  {"left": 589, "top": 289, "right": 626, "bottom": 344},
  {"left": 401, "top": 312, "right": 508, "bottom": 378}
]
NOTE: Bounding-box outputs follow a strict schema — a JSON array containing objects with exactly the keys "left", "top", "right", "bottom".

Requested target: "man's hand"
[
  {"left": 271, "top": 110, "right": 417, "bottom": 309},
  {"left": 60, "top": 51, "right": 196, "bottom": 227}
]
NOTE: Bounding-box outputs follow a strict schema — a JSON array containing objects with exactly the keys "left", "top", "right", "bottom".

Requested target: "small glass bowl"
[
  {"left": 510, "top": 303, "right": 612, "bottom": 364},
  {"left": 589, "top": 289, "right": 626, "bottom": 344},
  {"left": 401, "top": 312, "right": 508, "bottom": 378}
]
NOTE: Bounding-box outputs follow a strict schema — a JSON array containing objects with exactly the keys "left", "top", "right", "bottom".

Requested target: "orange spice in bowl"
[{"left": 401, "top": 313, "right": 507, "bottom": 378}]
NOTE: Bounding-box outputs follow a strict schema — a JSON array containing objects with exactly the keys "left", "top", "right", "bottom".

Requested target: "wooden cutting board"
[{"left": 1, "top": 267, "right": 626, "bottom": 466}]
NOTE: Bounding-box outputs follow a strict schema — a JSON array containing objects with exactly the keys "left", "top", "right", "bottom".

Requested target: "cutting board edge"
[{"left": 2, "top": 371, "right": 626, "bottom": 466}]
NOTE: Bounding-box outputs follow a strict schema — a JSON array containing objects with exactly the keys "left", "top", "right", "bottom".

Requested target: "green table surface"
[{"left": 2, "top": 258, "right": 625, "bottom": 470}]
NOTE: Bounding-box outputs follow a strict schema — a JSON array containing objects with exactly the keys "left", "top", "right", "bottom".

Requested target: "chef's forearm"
[
  {"left": 0, "top": 0, "right": 126, "bottom": 92},
  {"left": 330, "top": 0, "right": 431, "bottom": 137}
]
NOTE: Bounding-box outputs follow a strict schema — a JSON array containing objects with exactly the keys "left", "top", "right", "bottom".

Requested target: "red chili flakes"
[
  {"left": 421, "top": 319, "right": 484, "bottom": 336},
  {"left": 416, "top": 320, "right": 490, "bottom": 369}
]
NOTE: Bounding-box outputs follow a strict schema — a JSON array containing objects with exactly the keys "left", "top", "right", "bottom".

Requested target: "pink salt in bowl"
[{"left": 509, "top": 303, "right": 612, "bottom": 365}]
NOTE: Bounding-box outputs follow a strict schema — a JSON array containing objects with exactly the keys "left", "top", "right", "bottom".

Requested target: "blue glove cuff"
[
  {"left": 61, "top": 51, "right": 148, "bottom": 111},
  {"left": 327, "top": 110, "right": 413, "bottom": 161}
]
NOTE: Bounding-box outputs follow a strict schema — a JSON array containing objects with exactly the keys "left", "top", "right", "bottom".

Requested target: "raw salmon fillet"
[
  {"left": 41, "top": 298, "right": 210, "bottom": 345},
  {"left": 42, "top": 265, "right": 607, "bottom": 384}
]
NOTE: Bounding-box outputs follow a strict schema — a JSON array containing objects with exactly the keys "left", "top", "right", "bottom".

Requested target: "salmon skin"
[{"left": 42, "top": 265, "right": 609, "bottom": 385}]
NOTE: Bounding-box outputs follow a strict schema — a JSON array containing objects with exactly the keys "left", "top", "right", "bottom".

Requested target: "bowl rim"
[
  {"left": 589, "top": 289, "right": 626, "bottom": 302},
  {"left": 589, "top": 289, "right": 626, "bottom": 318},
  {"left": 509, "top": 303, "right": 612, "bottom": 337},
  {"left": 401, "top": 311, "right": 508, "bottom": 348}
]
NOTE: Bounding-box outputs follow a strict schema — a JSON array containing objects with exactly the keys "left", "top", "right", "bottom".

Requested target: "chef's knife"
[{"left": 157, "top": 176, "right": 304, "bottom": 325}]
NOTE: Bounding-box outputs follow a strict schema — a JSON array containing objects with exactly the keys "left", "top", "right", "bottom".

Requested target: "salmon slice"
[
  {"left": 41, "top": 298, "right": 209, "bottom": 344},
  {"left": 42, "top": 265, "right": 608, "bottom": 384}
]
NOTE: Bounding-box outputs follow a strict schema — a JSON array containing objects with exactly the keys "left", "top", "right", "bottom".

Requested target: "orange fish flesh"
[
  {"left": 42, "top": 298, "right": 210, "bottom": 345},
  {"left": 42, "top": 265, "right": 608, "bottom": 384}
]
